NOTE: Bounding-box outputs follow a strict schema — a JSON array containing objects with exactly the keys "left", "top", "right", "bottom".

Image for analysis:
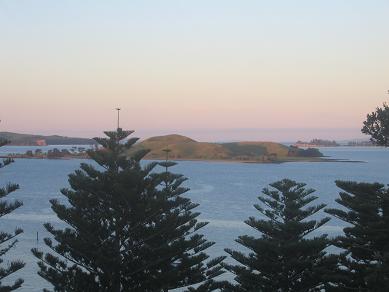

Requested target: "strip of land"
[
  {"left": 1, "top": 133, "right": 363, "bottom": 163},
  {"left": 0, "top": 132, "right": 95, "bottom": 146}
]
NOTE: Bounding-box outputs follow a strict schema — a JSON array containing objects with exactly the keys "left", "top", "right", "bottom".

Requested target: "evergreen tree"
[
  {"left": 225, "top": 179, "right": 339, "bottom": 292},
  {"left": 0, "top": 139, "right": 25, "bottom": 291},
  {"left": 362, "top": 102, "right": 389, "bottom": 146},
  {"left": 325, "top": 181, "right": 389, "bottom": 291},
  {"left": 32, "top": 129, "right": 224, "bottom": 292}
]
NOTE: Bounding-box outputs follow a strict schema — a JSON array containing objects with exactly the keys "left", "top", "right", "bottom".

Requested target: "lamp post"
[{"left": 116, "top": 108, "right": 121, "bottom": 130}]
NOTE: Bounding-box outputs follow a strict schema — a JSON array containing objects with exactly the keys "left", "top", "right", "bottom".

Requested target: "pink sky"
[{"left": 0, "top": 1, "right": 388, "bottom": 141}]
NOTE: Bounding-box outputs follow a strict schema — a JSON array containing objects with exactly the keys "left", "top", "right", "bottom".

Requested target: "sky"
[{"left": 0, "top": 0, "right": 388, "bottom": 142}]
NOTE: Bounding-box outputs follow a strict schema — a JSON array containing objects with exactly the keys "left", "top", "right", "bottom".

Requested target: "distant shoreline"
[
  {"left": 0, "top": 155, "right": 365, "bottom": 164},
  {"left": 146, "top": 157, "right": 365, "bottom": 164}
]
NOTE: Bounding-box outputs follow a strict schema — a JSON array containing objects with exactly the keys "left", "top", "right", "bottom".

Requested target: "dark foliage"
[
  {"left": 225, "top": 179, "right": 339, "bottom": 291},
  {"left": 325, "top": 181, "right": 389, "bottom": 291},
  {"left": 222, "top": 143, "right": 267, "bottom": 157},
  {"left": 288, "top": 146, "right": 323, "bottom": 157},
  {"left": 0, "top": 139, "right": 25, "bottom": 291},
  {"left": 362, "top": 102, "right": 389, "bottom": 146},
  {"left": 32, "top": 129, "right": 225, "bottom": 292}
]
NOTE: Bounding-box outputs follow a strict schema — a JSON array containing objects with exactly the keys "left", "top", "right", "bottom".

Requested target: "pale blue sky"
[{"left": 0, "top": 0, "right": 388, "bottom": 141}]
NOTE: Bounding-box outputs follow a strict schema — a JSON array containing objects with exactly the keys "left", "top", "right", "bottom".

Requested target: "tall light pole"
[{"left": 116, "top": 108, "right": 121, "bottom": 130}]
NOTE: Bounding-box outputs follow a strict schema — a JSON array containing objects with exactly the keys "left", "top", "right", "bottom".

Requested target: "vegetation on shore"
[
  {"left": 295, "top": 138, "right": 340, "bottom": 147},
  {"left": 131, "top": 134, "right": 323, "bottom": 163},
  {"left": 4, "top": 147, "right": 91, "bottom": 160}
]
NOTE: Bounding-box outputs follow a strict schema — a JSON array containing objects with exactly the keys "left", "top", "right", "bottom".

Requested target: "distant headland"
[{"left": 0, "top": 132, "right": 95, "bottom": 146}]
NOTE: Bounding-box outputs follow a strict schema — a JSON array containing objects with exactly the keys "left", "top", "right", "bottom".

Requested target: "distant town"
[{"left": 294, "top": 138, "right": 374, "bottom": 147}]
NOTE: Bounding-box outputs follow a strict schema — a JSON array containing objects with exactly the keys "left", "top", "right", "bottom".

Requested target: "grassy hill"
[
  {"left": 132, "top": 134, "right": 322, "bottom": 163},
  {"left": 0, "top": 132, "right": 95, "bottom": 146}
]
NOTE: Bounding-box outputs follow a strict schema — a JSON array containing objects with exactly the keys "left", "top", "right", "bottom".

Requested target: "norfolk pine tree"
[
  {"left": 0, "top": 139, "right": 25, "bottom": 291},
  {"left": 225, "top": 179, "right": 339, "bottom": 292},
  {"left": 323, "top": 100, "right": 389, "bottom": 290},
  {"left": 32, "top": 129, "right": 224, "bottom": 291},
  {"left": 325, "top": 181, "right": 389, "bottom": 291}
]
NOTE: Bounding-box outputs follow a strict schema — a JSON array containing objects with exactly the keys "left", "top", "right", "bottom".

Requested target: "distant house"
[{"left": 35, "top": 139, "right": 47, "bottom": 146}]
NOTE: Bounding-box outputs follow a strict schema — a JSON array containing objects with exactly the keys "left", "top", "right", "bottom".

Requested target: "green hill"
[
  {"left": 0, "top": 132, "right": 95, "bottom": 146},
  {"left": 132, "top": 134, "right": 323, "bottom": 163}
]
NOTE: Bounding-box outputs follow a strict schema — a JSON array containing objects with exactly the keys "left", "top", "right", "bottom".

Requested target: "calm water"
[{"left": 0, "top": 146, "right": 388, "bottom": 291}]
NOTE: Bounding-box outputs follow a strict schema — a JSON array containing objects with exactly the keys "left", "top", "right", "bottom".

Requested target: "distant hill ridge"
[
  {"left": 132, "top": 134, "right": 322, "bottom": 162},
  {"left": 0, "top": 132, "right": 95, "bottom": 146}
]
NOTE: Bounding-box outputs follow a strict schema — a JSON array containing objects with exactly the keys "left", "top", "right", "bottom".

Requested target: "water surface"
[{"left": 0, "top": 146, "right": 388, "bottom": 291}]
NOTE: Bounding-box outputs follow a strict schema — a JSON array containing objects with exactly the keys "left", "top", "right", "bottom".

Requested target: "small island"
[{"left": 129, "top": 135, "right": 331, "bottom": 163}]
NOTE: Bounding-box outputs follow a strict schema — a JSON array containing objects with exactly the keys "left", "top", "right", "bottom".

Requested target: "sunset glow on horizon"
[{"left": 1, "top": 0, "right": 388, "bottom": 141}]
